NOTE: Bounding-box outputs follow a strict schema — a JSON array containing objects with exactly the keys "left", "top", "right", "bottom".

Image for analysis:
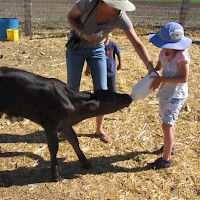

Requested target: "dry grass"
[{"left": 0, "top": 28, "right": 199, "bottom": 200}]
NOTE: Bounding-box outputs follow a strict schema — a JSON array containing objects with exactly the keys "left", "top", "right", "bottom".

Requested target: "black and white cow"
[{"left": 0, "top": 67, "right": 132, "bottom": 181}]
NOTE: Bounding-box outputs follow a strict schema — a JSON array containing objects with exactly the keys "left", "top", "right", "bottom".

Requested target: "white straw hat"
[{"left": 102, "top": 0, "right": 136, "bottom": 11}]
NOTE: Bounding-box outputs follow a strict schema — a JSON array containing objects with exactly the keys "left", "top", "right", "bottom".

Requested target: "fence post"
[
  {"left": 24, "top": 0, "right": 32, "bottom": 36},
  {"left": 180, "top": 0, "right": 190, "bottom": 27}
]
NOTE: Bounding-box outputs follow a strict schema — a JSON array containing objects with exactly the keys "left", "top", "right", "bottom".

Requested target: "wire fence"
[{"left": 0, "top": 0, "right": 200, "bottom": 36}]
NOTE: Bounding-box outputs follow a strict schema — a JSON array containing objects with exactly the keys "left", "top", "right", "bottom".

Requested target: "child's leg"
[
  {"left": 149, "top": 98, "right": 185, "bottom": 169},
  {"left": 107, "top": 76, "right": 116, "bottom": 92},
  {"left": 161, "top": 98, "right": 185, "bottom": 160},
  {"left": 162, "top": 123, "right": 174, "bottom": 161}
]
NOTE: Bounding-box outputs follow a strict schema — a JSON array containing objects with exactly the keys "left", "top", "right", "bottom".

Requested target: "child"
[
  {"left": 85, "top": 33, "right": 122, "bottom": 93},
  {"left": 149, "top": 22, "right": 192, "bottom": 169}
]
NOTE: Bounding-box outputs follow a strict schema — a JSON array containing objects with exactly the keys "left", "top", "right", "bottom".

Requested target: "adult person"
[{"left": 66, "top": 0, "right": 154, "bottom": 143}]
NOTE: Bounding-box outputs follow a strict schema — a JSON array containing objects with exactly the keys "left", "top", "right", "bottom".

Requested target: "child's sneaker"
[
  {"left": 153, "top": 145, "right": 176, "bottom": 155},
  {"left": 149, "top": 157, "right": 172, "bottom": 170}
]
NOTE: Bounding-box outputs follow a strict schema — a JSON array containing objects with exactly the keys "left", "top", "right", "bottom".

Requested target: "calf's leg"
[
  {"left": 45, "top": 129, "right": 61, "bottom": 181},
  {"left": 61, "top": 127, "right": 91, "bottom": 169}
]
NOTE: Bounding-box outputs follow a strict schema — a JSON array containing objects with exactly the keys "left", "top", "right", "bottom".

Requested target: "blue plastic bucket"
[{"left": 0, "top": 18, "right": 19, "bottom": 41}]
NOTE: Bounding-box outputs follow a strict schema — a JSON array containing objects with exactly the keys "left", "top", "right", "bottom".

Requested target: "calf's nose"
[{"left": 125, "top": 95, "right": 133, "bottom": 105}]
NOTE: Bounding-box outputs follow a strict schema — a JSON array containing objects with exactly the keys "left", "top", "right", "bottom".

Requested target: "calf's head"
[{"left": 92, "top": 90, "right": 132, "bottom": 115}]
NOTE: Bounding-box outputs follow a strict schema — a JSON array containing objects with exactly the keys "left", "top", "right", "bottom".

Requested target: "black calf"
[{"left": 0, "top": 67, "right": 132, "bottom": 181}]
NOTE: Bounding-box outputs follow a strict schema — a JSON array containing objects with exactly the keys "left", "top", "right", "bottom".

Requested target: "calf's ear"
[
  {"left": 82, "top": 100, "right": 100, "bottom": 111},
  {"left": 94, "top": 90, "right": 112, "bottom": 101}
]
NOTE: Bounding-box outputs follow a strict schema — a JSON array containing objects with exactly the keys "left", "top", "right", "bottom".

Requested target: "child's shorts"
[{"left": 159, "top": 98, "right": 186, "bottom": 125}]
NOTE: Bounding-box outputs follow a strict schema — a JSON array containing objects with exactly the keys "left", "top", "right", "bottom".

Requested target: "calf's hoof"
[
  {"left": 51, "top": 174, "right": 63, "bottom": 182},
  {"left": 51, "top": 167, "right": 62, "bottom": 182}
]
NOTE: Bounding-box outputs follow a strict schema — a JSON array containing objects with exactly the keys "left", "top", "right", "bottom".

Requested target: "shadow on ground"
[{"left": 0, "top": 131, "right": 154, "bottom": 187}]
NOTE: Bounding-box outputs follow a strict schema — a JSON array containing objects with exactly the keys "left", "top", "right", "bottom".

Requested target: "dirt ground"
[{"left": 0, "top": 28, "right": 199, "bottom": 200}]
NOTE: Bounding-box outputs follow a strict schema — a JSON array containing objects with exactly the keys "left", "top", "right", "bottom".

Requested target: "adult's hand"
[
  {"left": 81, "top": 32, "right": 103, "bottom": 42},
  {"left": 147, "top": 61, "right": 156, "bottom": 74}
]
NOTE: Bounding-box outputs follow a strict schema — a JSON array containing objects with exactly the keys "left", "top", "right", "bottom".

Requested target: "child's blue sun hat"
[{"left": 149, "top": 22, "right": 192, "bottom": 50}]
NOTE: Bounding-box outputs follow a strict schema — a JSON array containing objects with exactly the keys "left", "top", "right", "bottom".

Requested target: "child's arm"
[
  {"left": 150, "top": 59, "right": 162, "bottom": 90},
  {"left": 113, "top": 43, "right": 122, "bottom": 70},
  {"left": 155, "top": 59, "right": 162, "bottom": 73},
  {"left": 117, "top": 54, "right": 122, "bottom": 70},
  {"left": 156, "top": 60, "right": 189, "bottom": 84}
]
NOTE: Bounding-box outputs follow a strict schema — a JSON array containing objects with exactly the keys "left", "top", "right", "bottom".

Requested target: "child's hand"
[
  {"left": 150, "top": 76, "right": 161, "bottom": 90},
  {"left": 84, "top": 68, "right": 91, "bottom": 76},
  {"left": 117, "top": 64, "right": 122, "bottom": 70}
]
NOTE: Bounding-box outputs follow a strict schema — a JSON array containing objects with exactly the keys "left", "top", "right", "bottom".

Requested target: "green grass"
[{"left": 191, "top": 0, "right": 200, "bottom": 2}]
